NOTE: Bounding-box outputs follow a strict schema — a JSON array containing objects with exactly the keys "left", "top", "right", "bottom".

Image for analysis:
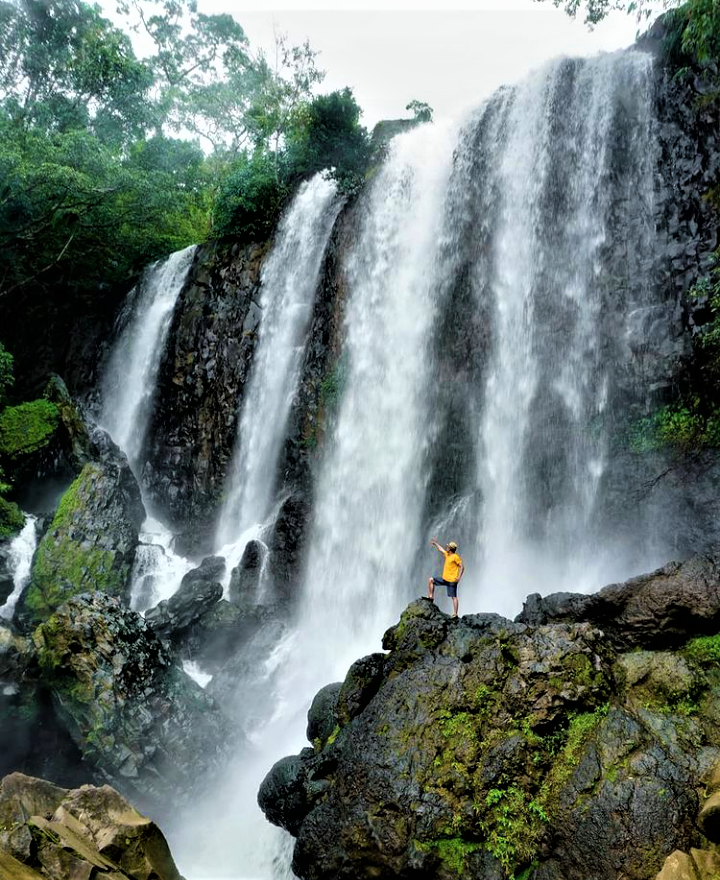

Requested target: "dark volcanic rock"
[
  {"left": 229, "top": 539, "right": 265, "bottom": 606},
  {"left": 32, "top": 592, "right": 231, "bottom": 816},
  {"left": 259, "top": 591, "right": 720, "bottom": 880},
  {"left": 516, "top": 551, "right": 720, "bottom": 649},
  {"left": 144, "top": 555, "right": 225, "bottom": 639},
  {"left": 16, "top": 457, "right": 145, "bottom": 629},
  {"left": 141, "top": 242, "right": 268, "bottom": 555}
]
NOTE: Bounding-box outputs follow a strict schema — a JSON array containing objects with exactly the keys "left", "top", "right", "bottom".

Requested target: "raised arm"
[{"left": 430, "top": 538, "right": 446, "bottom": 556}]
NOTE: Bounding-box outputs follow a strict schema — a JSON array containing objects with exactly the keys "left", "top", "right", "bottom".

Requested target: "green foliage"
[
  {"left": 628, "top": 257, "right": 720, "bottom": 454},
  {"left": 406, "top": 99, "right": 434, "bottom": 123},
  {"left": 540, "top": 0, "right": 720, "bottom": 67},
  {"left": 0, "top": 341, "right": 13, "bottom": 405},
  {"left": 684, "top": 634, "right": 720, "bottom": 666},
  {"left": 212, "top": 150, "right": 290, "bottom": 243},
  {"left": 629, "top": 404, "right": 720, "bottom": 452},
  {"left": 480, "top": 785, "right": 547, "bottom": 873},
  {"left": 290, "top": 88, "right": 372, "bottom": 193},
  {"left": 0, "top": 495, "right": 24, "bottom": 538},
  {"left": 0, "top": 398, "right": 59, "bottom": 458}
]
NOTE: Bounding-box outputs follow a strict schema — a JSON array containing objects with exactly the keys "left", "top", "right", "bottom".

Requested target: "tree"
[
  {"left": 289, "top": 88, "right": 371, "bottom": 191},
  {"left": 0, "top": 0, "right": 153, "bottom": 144},
  {"left": 539, "top": 0, "right": 720, "bottom": 63},
  {"left": 406, "top": 99, "right": 434, "bottom": 123}
]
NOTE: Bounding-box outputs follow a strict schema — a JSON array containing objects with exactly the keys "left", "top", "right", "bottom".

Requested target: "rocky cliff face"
[
  {"left": 259, "top": 554, "right": 720, "bottom": 880},
  {"left": 140, "top": 241, "right": 267, "bottom": 555}
]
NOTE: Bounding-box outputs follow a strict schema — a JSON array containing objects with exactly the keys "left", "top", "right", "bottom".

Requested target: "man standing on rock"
[{"left": 426, "top": 538, "right": 464, "bottom": 618}]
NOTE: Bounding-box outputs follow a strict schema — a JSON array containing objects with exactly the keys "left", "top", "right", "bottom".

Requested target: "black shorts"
[{"left": 432, "top": 577, "right": 458, "bottom": 598}]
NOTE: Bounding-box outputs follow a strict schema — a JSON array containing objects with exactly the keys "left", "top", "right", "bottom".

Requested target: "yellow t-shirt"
[{"left": 442, "top": 552, "right": 462, "bottom": 583}]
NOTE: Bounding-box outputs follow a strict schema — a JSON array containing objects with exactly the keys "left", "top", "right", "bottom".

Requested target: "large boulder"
[
  {"left": 516, "top": 552, "right": 720, "bottom": 650},
  {"left": 259, "top": 596, "right": 720, "bottom": 880},
  {"left": 0, "top": 772, "right": 182, "bottom": 880},
  {"left": 144, "top": 555, "right": 225, "bottom": 640},
  {"left": 16, "top": 459, "right": 145, "bottom": 628},
  {"left": 32, "top": 592, "right": 231, "bottom": 814}
]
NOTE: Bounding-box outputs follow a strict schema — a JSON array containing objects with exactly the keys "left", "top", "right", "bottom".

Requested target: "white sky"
[{"left": 197, "top": 1, "right": 668, "bottom": 129}]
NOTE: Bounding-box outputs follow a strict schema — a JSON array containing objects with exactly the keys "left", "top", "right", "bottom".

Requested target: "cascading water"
[
  {"left": 173, "top": 49, "right": 669, "bottom": 880},
  {"left": 216, "top": 175, "right": 342, "bottom": 561},
  {"left": 472, "top": 52, "right": 658, "bottom": 615},
  {"left": 100, "top": 244, "right": 197, "bottom": 468},
  {"left": 100, "top": 245, "right": 197, "bottom": 606},
  {"left": 0, "top": 515, "right": 38, "bottom": 620}
]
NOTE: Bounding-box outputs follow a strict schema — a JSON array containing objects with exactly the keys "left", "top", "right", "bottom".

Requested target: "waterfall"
[
  {"left": 473, "top": 52, "right": 657, "bottom": 615},
  {"left": 216, "top": 175, "right": 341, "bottom": 554},
  {"left": 100, "top": 244, "right": 197, "bottom": 469},
  {"left": 99, "top": 245, "right": 197, "bottom": 607},
  {"left": 0, "top": 515, "right": 38, "bottom": 620},
  {"left": 167, "top": 50, "right": 663, "bottom": 880}
]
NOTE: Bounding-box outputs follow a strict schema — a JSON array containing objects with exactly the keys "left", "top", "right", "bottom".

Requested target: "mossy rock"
[
  {"left": 0, "top": 496, "right": 24, "bottom": 539},
  {"left": 0, "top": 399, "right": 59, "bottom": 460},
  {"left": 19, "top": 461, "right": 144, "bottom": 628}
]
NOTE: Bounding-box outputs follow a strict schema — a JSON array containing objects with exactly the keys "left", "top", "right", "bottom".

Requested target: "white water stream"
[
  {"left": 100, "top": 244, "right": 197, "bottom": 468},
  {"left": 216, "top": 176, "right": 341, "bottom": 551},
  {"left": 0, "top": 515, "right": 38, "bottom": 620}
]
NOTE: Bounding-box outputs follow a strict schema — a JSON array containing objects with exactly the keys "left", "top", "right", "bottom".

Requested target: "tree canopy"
[{"left": 0, "top": 0, "right": 400, "bottom": 304}]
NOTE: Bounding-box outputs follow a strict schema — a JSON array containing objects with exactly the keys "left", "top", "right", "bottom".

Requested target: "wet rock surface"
[
  {"left": 516, "top": 551, "right": 720, "bottom": 649},
  {"left": 15, "top": 455, "right": 145, "bottom": 629},
  {"left": 144, "top": 555, "right": 225, "bottom": 640},
  {"left": 0, "top": 772, "right": 182, "bottom": 880},
  {"left": 141, "top": 242, "right": 268, "bottom": 555},
  {"left": 259, "top": 588, "right": 720, "bottom": 880},
  {"left": 31, "top": 592, "right": 231, "bottom": 816}
]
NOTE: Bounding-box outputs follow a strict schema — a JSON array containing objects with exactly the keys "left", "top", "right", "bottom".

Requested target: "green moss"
[
  {"left": 0, "top": 399, "right": 59, "bottom": 458},
  {"left": 325, "top": 724, "right": 341, "bottom": 747},
  {"left": 685, "top": 634, "right": 720, "bottom": 667},
  {"left": 0, "top": 496, "right": 24, "bottom": 538},
  {"left": 479, "top": 786, "right": 547, "bottom": 874},
  {"left": 539, "top": 704, "right": 608, "bottom": 809},
  {"left": 23, "top": 469, "right": 123, "bottom": 624}
]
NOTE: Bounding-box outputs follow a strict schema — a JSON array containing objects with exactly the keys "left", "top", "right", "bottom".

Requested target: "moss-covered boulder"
[
  {"left": 32, "top": 592, "right": 231, "bottom": 814},
  {"left": 0, "top": 772, "right": 182, "bottom": 880},
  {"left": 0, "top": 399, "right": 60, "bottom": 462},
  {"left": 17, "top": 460, "right": 144, "bottom": 628},
  {"left": 259, "top": 596, "right": 720, "bottom": 880}
]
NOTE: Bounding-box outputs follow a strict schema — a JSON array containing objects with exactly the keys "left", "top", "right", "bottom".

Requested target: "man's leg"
[
  {"left": 451, "top": 595, "right": 459, "bottom": 617},
  {"left": 427, "top": 578, "right": 435, "bottom": 601}
]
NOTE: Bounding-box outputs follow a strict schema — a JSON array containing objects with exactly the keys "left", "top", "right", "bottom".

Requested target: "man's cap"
[{"left": 448, "top": 541, "right": 458, "bottom": 551}]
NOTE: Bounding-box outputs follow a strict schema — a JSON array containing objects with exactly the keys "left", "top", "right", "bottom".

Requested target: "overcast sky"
[{"left": 197, "top": 0, "right": 668, "bottom": 129}]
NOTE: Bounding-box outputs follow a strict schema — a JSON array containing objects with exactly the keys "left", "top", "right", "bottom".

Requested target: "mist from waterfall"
[{"left": 216, "top": 175, "right": 341, "bottom": 556}]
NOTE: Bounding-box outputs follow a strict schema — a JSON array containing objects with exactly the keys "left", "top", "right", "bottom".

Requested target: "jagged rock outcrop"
[
  {"left": 516, "top": 551, "right": 720, "bottom": 648},
  {"left": 0, "top": 772, "right": 182, "bottom": 880},
  {"left": 16, "top": 455, "right": 145, "bottom": 629},
  {"left": 144, "top": 554, "right": 225, "bottom": 640},
  {"left": 141, "top": 241, "right": 268, "bottom": 555},
  {"left": 259, "top": 581, "right": 720, "bottom": 880},
  {"left": 31, "top": 592, "right": 231, "bottom": 815}
]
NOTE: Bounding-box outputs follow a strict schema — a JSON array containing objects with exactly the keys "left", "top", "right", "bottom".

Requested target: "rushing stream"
[{"left": 91, "top": 48, "right": 669, "bottom": 880}]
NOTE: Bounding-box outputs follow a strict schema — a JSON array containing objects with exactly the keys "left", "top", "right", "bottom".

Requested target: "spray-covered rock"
[
  {"left": 16, "top": 458, "right": 145, "bottom": 629},
  {"left": 32, "top": 592, "right": 231, "bottom": 815}
]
